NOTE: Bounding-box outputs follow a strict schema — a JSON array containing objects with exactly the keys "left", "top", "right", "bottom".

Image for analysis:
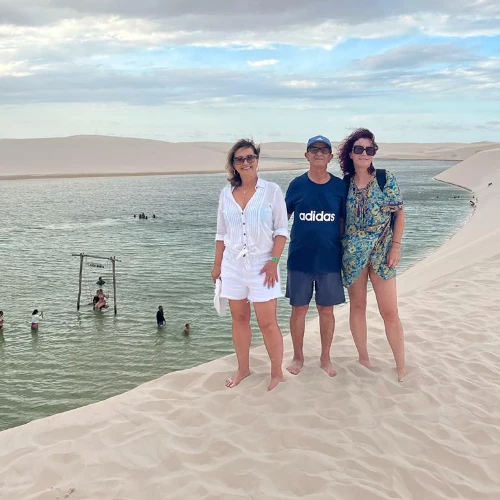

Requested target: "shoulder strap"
[{"left": 375, "top": 169, "right": 387, "bottom": 192}]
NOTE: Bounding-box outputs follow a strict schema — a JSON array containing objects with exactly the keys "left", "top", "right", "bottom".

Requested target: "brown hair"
[
  {"left": 225, "top": 139, "right": 260, "bottom": 187},
  {"left": 337, "top": 128, "right": 378, "bottom": 177}
]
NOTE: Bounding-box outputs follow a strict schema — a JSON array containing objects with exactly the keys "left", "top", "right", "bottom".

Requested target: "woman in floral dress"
[{"left": 338, "top": 128, "right": 406, "bottom": 382}]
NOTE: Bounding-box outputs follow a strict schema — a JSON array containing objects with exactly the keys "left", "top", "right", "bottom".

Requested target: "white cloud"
[
  {"left": 247, "top": 59, "right": 279, "bottom": 67},
  {"left": 282, "top": 80, "right": 318, "bottom": 89},
  {"left": 419, "top": 13, "right": 500, "bottom": 37},
  {"left": 384, "top": 61, "right": 500, "bottom": 94},
  {"left": 355, "top": 43, "right": 476, "bottom": 71},
  {"left": 0, "top": 61, "right": 31, "bottom": 77},
  {"left": 477, "top": 59, "right": 500, "bottom": 69}
]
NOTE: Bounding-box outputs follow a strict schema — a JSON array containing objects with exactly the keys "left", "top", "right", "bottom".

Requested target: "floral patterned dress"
[{"left": 342, "top": 170, "right": 403, "bottom": 288}]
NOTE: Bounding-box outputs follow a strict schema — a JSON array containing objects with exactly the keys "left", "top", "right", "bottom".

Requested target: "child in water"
[
  {"left": 0, "top": 311, "right": 4, "bottom": 330},
  {"left": 31, "top": 309, "right": 43, "bottom": 330},
  {"left": 183, "top": 323, "right": 191, "bottom": 336}
]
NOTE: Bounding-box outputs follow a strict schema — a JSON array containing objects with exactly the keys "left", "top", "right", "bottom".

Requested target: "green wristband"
[{"left": 270, "top": 256, "right": 280, "bottom": 264}]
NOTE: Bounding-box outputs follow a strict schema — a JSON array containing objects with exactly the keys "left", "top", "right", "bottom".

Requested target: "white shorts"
[{"left": 220, "top": 253, "right": 283, "bottom": 303}]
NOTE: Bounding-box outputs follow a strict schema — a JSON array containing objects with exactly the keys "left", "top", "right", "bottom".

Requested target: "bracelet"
[
  {"left": 392, "top": 241, "right": 402, "bottom": 245},
  {"left": 270, "top": 256, "right": 280, "bottom": 264}
]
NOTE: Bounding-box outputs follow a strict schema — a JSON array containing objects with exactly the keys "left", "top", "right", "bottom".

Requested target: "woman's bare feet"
[
  {"left": 320, "top": 358, "right": 337, "bottom": 377},
  {"left": 359, "top": 357, "right": 372, "bottom": 368},
  {"left": 268, "top": 375, "right": 286, "bottom": 391},
  {"left": 397, "top": 367, "right": 407, "bottom": 382},
  {"left": 225, "top": 370, "right": 251, "bottom": 388},
  {"left": 286, "top": 358, "right": 304, "bottom": 375}
]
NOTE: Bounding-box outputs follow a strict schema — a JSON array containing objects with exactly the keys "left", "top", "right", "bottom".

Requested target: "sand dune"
[
  {"left": 260, "top": 141, "right": 500, "bottom": 162},
  {"left": 1, "top": 149, "right": 500, "bottom": 499},
  {"left": 1, "top": 135, "right": 499, "bottom": 180}
]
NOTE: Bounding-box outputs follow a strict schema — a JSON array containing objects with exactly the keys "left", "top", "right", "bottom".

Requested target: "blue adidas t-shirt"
[{"left": 286, "top": 172, "right": 347, "bottom": 273}]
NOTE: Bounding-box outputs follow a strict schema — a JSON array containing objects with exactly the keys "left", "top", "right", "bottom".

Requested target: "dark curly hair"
[
  {"left": 337, "top": 128, "right": 378, "bottom": 177},
  {"left": 225, "top": 139, "right": 260, "bottom": 187}
]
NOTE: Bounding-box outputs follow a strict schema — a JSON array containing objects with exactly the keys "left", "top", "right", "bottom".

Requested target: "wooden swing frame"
[{"left": 72, "top": 253, "right": 121, "bottom": 315}]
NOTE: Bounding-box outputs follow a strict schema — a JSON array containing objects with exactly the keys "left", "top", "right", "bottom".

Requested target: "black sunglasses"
[
  {"left": 233, "top": 154, "right": 258, "bottom": 166},
  {"left": 352, "top": 145, "right": 378, "bottom": 156},
  {"left": 308, "top": 147, "right": 331, "bottom": 154}
]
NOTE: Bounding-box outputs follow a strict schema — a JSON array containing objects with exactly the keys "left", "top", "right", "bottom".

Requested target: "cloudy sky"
[{"left": 0, "top": 0, "right": 499, "bottom": 142}]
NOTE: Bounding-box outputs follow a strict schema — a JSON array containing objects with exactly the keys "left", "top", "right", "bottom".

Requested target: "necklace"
[{"left": 241, "top": 182, "right": 257, "bottom": 194}]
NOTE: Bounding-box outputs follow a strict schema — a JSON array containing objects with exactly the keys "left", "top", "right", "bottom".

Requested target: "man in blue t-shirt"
[{"left": 285, "top": 135, "right": 347, "bottom": 377}]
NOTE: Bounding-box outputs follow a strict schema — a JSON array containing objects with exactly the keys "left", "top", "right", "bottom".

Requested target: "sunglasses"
[
  {"left": 352, "top": 145, "right": 378, "bottom": 156},
  {"left": 308, "top": 147, "right": 331, "bottom": 155},
  {"left": 233, "top": 154, "right": 258, "bottom": 166}
]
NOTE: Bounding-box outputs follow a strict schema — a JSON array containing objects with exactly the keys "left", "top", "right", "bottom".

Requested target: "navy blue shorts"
[{"left": 285, "top": 270, "right": 345, "bottom": 307}]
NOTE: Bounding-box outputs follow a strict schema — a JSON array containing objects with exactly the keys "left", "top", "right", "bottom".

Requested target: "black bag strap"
[{"left": 375, "top": 169, "right": 387, "bottom": 192}]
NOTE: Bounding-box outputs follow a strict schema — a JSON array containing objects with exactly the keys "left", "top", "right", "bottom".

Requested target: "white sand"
[
  {"left": 1, "top": 148, "right": 500, "bottom": 499},
  {"left": 1, "top": 135, "right": 499, "bottom": 179}
]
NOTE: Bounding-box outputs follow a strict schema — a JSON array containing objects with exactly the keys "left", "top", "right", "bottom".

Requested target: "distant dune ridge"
[
  {"left": 1, "top": 144, "right": 500, "bottom": 499},
  {"left": 0, "top": 135, "right": 499, "bottom": 179}
]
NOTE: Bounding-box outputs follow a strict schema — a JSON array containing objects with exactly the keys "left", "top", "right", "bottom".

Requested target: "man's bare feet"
[
  {"left": 320, "top": 359, "right": 337, "bottom": 377},
  {"left": 225, "top": 370, "right": 250, "bottom": 388},
  {"left": 268, "top": 375, "right": 286, "bottom": 391},
  {"left": 397, "top": 367, "right": 407, "bottom": 383},
  {"left": 286, "top": 358, "right": 304, "bottom": 375}
]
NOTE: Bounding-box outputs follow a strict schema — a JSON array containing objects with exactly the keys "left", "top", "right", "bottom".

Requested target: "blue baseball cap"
[{"left": 307, "top": 135, "right": 332, "bottom": 150}]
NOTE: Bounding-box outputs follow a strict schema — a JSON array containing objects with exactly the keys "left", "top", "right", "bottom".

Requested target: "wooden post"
[
  {"left": 112, "top": 257, "right": 117, "bottom": 315},
  {"left": 77, "top": 253, "right": 84, "bottom": 311}
]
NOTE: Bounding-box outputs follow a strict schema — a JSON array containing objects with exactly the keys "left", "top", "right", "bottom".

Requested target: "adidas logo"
[{"left": 299, "top": 211, "right": 336, "bottom": 222}]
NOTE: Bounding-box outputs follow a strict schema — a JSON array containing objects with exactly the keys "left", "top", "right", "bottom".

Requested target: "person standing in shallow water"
[
  {"left": 285, "top": 135, "right": 347, "bottom": 377},
  {"left": 211, "top": 138, "right": 289, "bottom": 391},
  {"left": 338, "top": 128, "right": 406, "bottom": 382},
  {"left": 156, "top": 306, "right": 165, "bottom": 327},
  {"left": 31, "top": 309, "right": 43, "bottom": 330}
]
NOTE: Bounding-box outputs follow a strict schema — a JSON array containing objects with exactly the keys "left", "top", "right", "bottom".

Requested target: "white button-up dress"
[{"left": 216, "top": 177, "right": 289, "bottom": 261}]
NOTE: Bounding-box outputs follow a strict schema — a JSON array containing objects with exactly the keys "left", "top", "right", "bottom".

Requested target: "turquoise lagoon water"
[{"left": 0, "top": 160, "right": 471, "bottom": 431}]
